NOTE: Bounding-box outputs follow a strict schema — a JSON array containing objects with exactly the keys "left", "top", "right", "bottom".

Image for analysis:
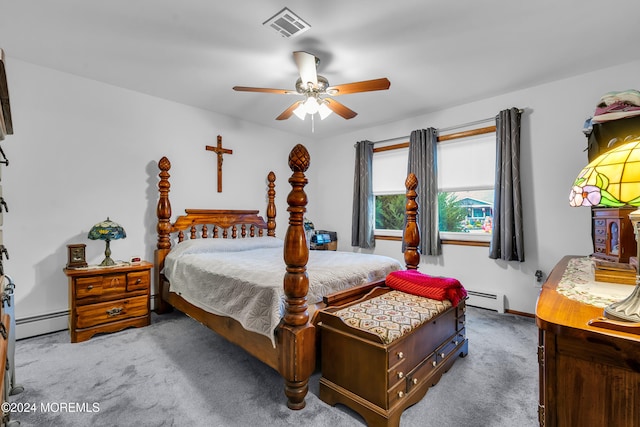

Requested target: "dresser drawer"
[
  {"left": 127, "top": 270, "right": 149, "bottom": 292},
  {"left": 457, "top": 312, "right": 466, "bottom": 329},
  {"left": 594, "top": 245, "right": 606, "bottom": 255},
  {"left": 405, "top": 352, "right": 438, "bottom": 392},
  {"left": 436, "top": 329, "right": 466, "bottom": 363},
  {"left": 387, "top": 377, "right": 408, "bottom": 408},
  {"left": 75, "top": 273, "right": 126, "bottom": 301},
  {"left": 75, "top": 295, "right": 148, "bottom": 329},
  {"left": 594, "top": 235, "right": 606, "bottom": 245},
  {"left": 405, "top": 329, "right": 465, "bottom": 394},
  {"left": 388, "top": 360, "right": 408, "bottom": 390}
]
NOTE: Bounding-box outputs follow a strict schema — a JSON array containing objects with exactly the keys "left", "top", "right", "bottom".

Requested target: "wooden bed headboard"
[{"left": 154, "top": 156, "right": 277, "bottom": 277}]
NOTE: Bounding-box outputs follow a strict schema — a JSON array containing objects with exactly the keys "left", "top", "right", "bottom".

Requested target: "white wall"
[
  {"left": 7, "top": 55, "right": 640, "bottom": 337},
  {"left": 309, "top": 60, "right": 640, "bottom": 315},
  {"left": 3, "top": 58, "right": 310, "bottom": 338}
]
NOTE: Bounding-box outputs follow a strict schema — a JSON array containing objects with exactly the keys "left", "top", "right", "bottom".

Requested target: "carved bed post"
[
  {"left": 155, "top": 156, "right": 172, "bottom": 313},
  {"left": 279, "top": 144, "right": 315, "bottom": 410},
  {"left": 267, "top": 171, "right": 276, "bottom": 237},
  {"left": 404, "top": 173, "right": 420, "bottom": 270}
]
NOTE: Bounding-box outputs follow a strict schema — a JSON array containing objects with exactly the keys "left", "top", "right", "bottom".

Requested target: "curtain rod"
[{"left": 371, "top": 108, "right": 524, "bottom": 145}]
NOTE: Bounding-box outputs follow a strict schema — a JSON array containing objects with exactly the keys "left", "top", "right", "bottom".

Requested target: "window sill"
[{"left": 374, "top": 232, "right": 490, "bottom": 247}]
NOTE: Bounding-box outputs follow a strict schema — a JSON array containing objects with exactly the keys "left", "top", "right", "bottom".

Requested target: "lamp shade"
[
  {"left": 88, "top": 217, "right": 126, "bottom": 266},
  {"left": 88, "top": 218, "right": 126, "bottom": 241},
  {"left": 570, "top": 138, "right": 640, "bottom": 207}
]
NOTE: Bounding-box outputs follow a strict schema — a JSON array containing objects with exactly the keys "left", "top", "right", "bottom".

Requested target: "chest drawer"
[
  {"left": 75, "top": 295, "right": 148, "bottom": 329},
  {"left": 75, "top": 274, "right": 126, "bottom": 301},
  {"left": 127, "top": 270, "right": 149, "bottom": 292}
]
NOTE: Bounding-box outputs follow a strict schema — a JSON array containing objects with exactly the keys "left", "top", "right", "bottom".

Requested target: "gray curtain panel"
[
  {"left": 408, "top": 128, "right": 441, "bottom": 256},
  {"left": 351, "top": 140, "right": 375, "bottom": 248},
  {"left": 490, "top": 107, "right": 524, "bottom": 261}
]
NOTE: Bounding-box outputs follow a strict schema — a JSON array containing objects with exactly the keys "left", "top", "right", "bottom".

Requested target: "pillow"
[{"left": 169, "top": 237, "right": 283, "bottom": 257}]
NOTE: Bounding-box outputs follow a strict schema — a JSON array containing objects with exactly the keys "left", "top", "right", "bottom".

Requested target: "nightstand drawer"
[
  {"left": 75, "top": 274, "right": 126, "bottom": 300},
  {"left": 127, "top": 270, "right": 149, "bottom": 292},
  {"left": 75, "top": 295, "right": 148, "bottom": 329}
]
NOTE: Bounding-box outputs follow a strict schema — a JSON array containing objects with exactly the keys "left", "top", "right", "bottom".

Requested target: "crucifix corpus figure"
[{"left": 206, "top": 135, "right": 233, "bottom": 192}]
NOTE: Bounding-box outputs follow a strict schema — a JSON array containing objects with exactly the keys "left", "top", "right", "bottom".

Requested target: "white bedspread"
[{"left": 163, "top": 237, "right": 402, "bottom": 345}]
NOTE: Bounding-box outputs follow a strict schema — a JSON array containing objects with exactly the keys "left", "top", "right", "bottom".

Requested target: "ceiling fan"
[{"left": 233, "top": 51, "right": 391, "bottom": 121}]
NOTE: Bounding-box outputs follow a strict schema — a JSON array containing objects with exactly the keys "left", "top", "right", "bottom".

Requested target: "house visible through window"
[{"left": 373, "top": 127, "right": 496, "bottom": 244}]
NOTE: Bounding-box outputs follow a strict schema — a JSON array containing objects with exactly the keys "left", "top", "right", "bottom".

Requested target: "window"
[
  {"left": 373, "top": 145, "right": 409, "bottom": 238},
  {"left": 372, "top": 128, "right": 496, "bottom": 244}
]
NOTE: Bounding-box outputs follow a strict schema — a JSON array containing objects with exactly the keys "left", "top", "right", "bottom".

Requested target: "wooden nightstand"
[{"left": 64, "top": 261, "right": 152, "bottom": 343}]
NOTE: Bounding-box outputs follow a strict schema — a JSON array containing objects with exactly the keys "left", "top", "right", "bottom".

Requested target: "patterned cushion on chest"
[{"left": 334, "top": 290, "right": 452, "bottom": 344}]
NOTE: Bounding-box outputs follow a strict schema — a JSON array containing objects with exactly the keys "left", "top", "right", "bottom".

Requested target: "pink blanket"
[{"left": 385, "top": 270, "right": 467, "bottom": 306}]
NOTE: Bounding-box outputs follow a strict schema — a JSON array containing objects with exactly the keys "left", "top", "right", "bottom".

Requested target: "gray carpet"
[{"left": 9, "top": 306, "right": 538, "bottom": 426}]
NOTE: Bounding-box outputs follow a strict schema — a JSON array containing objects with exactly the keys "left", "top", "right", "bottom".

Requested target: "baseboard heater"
[
  {"left": 16, "top": 310, "right": 69, "bottom": 340},
  {"left": 466, "top": 290, "right": 505, "bottom": 313}
]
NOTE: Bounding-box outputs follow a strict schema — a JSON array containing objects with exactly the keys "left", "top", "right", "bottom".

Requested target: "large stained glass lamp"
[
  {"left": 570, "top": 137, "right": 640, "bottom": 324},
  {"left": 88, "top": 217, "right": 126, "bottom": 266}
]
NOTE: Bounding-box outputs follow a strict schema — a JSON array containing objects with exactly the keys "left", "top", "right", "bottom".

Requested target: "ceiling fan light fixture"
[
  {"left": 293, "top": 103, "right": 307, "bottom": 120},
  {"left": 303, "top": 97, "right": 320, "bottom": 114},
  {"left": 318, "top": 101, "right": 332, "bottom": 120}
]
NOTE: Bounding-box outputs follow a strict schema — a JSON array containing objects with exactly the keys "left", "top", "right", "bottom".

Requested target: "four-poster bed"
[{"left": 154, "top": 143, "right": 465, "bottom": 412}]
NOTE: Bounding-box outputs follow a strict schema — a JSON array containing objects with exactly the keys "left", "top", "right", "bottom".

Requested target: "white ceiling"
[{"left": 1, "top": 1, "right": 640, "bottom": 139}]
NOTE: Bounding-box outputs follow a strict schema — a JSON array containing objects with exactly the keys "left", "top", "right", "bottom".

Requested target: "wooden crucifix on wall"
[{"left": 206, "top": 135, "right": 233, "bottom": 192}]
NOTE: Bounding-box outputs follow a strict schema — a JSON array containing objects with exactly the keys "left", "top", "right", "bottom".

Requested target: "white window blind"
[
  {"left": 437, "top": 133, "right": 496, "bottom": 191},
  {"left": 372, "top": 146, "right": 409, "bottom": 194}
]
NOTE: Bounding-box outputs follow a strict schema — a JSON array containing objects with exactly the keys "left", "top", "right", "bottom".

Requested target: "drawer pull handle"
[
  {"left": 136, "top": 278, "right": 142, "bottom": 284},
  {"left": 397, "top": 352, "right": 404, "bottom": 359},
  {"left": 454, "top": 340, "right": 459, "bottom": 346},
  {"left": 432, "top": 361, "right": 437, "bottom": 367},
  {"left": 440, "top": 352, "right": 446, "bottom": 358},
  {"left": 87, "top": 285, "right": 93, "bottom": 290},
  {"left": 397, "top": 391, "right": 404, "bottom": 398},
  {"left": 397, "top": 372, "right": 404, "bottom": 379},
  {"left": 412, "top": 378, "right": 418, "bottom": 385},
  {"left": 106, "top": 307, "right": 123, "bottom": 317}
]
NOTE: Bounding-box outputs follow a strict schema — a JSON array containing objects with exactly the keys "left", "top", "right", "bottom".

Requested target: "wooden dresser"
[
  {"left": 318, "top": 287, "right": 467, "bottom": 427},
  {"left": 64, "top": 261, "right": 152, "bottom": 343},
  {"left": 536, "top": 256, "right": 640, "bottom": 427}
]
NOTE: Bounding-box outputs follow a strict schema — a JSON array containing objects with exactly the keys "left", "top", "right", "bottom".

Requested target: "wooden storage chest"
[{"left": 318, "top": 287, "right": 468, "bottom": 427}]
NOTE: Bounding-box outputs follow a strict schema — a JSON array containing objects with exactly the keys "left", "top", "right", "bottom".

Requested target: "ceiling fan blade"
[
  {"left": 293, "top": 51, "right": 318, "bottom": 88},
  {"left": 233, "top": 86, "right": 298, "bottom": 95},
  {"left": 276, "top": 101, "right": 303, "bottom": 120},
  {"left": 326, "top": 78, "right": 391, "bottom": 96},
  {"left": 325, "top": 98, "right": 358, "bottom": 120}
]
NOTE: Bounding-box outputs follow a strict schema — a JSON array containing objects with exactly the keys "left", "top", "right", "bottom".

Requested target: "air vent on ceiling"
[{"left": 263, "top": 7, "right": 311, "bottom": 38}]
